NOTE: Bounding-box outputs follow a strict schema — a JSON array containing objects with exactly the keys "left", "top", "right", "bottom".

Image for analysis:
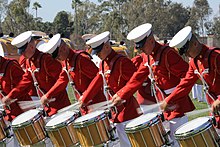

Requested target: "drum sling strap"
[
  {"left": 191, "top": 48, "right": 220, "bottom": 104},
  {"left": 27, "top": 52, "right": 46, "bottom": 100},
  {"left": 145, "top": 46, "right": 169, "bottom": 102},
  {"left": 64, "top": 50, "right": 92, "bottom": 98}
]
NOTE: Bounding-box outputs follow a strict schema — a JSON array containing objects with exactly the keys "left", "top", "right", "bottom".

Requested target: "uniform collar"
[
  {"left": 195, "top": 44, "right": 209, "bottom": 60},
  {"left": 151, "top": 42, "right": 162, "bottom": 56},
  {"left": 67, "top": 49, "right": 75, "bottom": 62},
  {"left": 103, "top": 49, "right": 117, "bottom": 63},
  {"left": 30, "top": 49, "right": 40, "bottom": 61}
]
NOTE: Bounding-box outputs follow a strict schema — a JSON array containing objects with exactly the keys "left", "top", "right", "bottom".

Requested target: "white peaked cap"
[
  {"left": 43, "top": 34, "right": 61, "bottom": 54},
  {"left": 82, "top": 34, "right": 96, "bottom": 42},
  {"left": 86, "top": 31, "right": 110, "bottom": 48},
  {"left": 11, "top": 31, "right": 32, "bottom": 48},
  {"left": 36, "top": 40, "right": 47, "bottom": 53},
  {"left": 127, "top": 23, "right": 152, "bottom": 42},
  {"left": 169, "top": 26, "right": 192, "bottom": 49}
]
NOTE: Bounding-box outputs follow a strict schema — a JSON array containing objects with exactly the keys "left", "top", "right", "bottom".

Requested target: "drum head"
[
  {"left": 175, "top": 117, "right": 211, "bottom": 138},
  {"left": 46, "top": 111, "right": 77, "bottom": 128},
  {"left": 12, "top": 109, "right": 40, "bottom": 127},
  {"left": 74, "top": 110, "right": 105, "bottom": 127},
  {"left": 126, "top": 113, "right": 158, "bottom": 131}
]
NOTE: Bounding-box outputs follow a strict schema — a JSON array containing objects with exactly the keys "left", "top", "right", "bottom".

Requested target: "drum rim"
[
  {"left": 125, "top": 113, "right": 160, "bottom": 132},
  {"left": 57, "top": 103, "right": 80, "bottom": 113},
  {"left": 45, "top": 111, "right": 79, "bottom": 130},
  {"left": 174, "top": 117, "right": 212, "bottom": 139},
  {"left": 73, "top": 111, "right": 106, "bottom": 128},
  {"left": 11, "top": 109, "right": 42, "bottom": 128}
]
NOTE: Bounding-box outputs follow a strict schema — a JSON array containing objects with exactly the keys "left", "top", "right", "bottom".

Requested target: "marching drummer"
[
  {"left": 112, "top": 23, "right": 195, "bottom": 146},
  {"left": 41, "top": 33, "right": 106, "bottom": 114},
  {"left": 160, "top": 26, "right": 220, "bottom": 133},
  {"left": 80, "top": 31, "right": 141, "bottom": 147},
  {"left": 2, "top": 31, "right": 71, "bottom": 116},
  {"left": 0, "top": 43, "right": 32, "bottom": 121}
]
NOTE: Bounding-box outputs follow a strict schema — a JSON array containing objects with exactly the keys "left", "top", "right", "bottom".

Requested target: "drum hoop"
[
  {"left": 125, "top": 115, "right": 159, "bottom": 132},
  {"left": 73, "top": 114, "right": 106, "bottom": 128},
  {"left": 12, "top": 113, "right": 42, "bottom": 128},
  {"left": 175, "top": 121, "right": 212, "bottom": 139}
]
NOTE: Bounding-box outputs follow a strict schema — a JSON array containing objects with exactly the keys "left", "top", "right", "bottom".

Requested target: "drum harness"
[
  {"left": 192, "top": 48, "right": 220, "bottom": 116},
  {"left": 98, "top": 53, "right": 126, "bottom": 141}
]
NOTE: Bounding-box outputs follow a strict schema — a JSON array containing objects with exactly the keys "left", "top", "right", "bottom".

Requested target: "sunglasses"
[
  {"left": 92, "top": 42, "right": 104, "bottom": 55},
  {"left": 52, "top": 47, "right": 59, "bottom": 58},
  {"left": 17, "top": 43, "right": 29, "bottom": 55},
  {"left": 179, "top": 40, "right": 190, "bottom": 55},
  {"left": 135, "top": 35, "right": 148, "bottom": 49}
]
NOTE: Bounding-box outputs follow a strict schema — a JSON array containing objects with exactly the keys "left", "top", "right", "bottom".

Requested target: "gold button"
[
  {"left": 152, "top": 52, "right": 154, "bottom": 55},
  {"left": 199, "top": 55, "right": 202, "bottom": 58},
  {"left": 155, "top": 75, "right": 157, "bottom": 78},
  {"left": 200, "top": 69, "right": 203, "bottom": 72}
]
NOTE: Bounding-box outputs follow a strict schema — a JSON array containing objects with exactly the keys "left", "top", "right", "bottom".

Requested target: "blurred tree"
[
  {"left": 32, "top": 1, "right": 41, "bottom": 18},
  {"left": 53, "top": 11, "right": 73, "bottom": 38},
  {"left": 2, "top": 0, "right": 35, "bottom": 35},
  {"left": 72, "top": 0, "right": 82, "bottom": 34},
  {"left": 0, "top": 0, "right": 8, "bottom": 32},
  {"left": 211, "top": 16, "right": 220, "bottom": 39},
  {"left": 187, "top": 0, "right": 212, "bottom": 36}
]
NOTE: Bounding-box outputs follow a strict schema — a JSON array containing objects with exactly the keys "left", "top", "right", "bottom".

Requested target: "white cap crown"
[
  {"left": 169, "top": 26, "right": 192, "bottom": 49},
  {"left": 44, "top": 34, "right": 61, "bottom": 54},
  {"left": 127, "top": 23, "right": 152, "bottom": 42},
  {"left": 11, "top": 31, "right": 32, "bottom": 48},
  {"left": 86, "top": 31, "right": 110, "bottom": 48}
]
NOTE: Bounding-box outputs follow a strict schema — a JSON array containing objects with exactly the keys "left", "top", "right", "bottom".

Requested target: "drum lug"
[{"left": 108, "top": 125, "right": 118, "bottom": 141}]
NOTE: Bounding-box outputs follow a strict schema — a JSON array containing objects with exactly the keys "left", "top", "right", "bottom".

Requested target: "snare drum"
[
  {"left": 57, "top": 102, "right": 80, "bottom": 114},
  {"left": 0, "top": 111, "right": 8, "bottom": 142},
  {"left": 73, "top": 110, "right": 111, "bottom": 146},
  {"left": 175, "top": 117, "right": 220, "bottom": 147},
  {"left": 125, "top": 113, "right": 166, "bottom": 147},
  {"left": 45, "top": 111, "right": 80, "bottom": 147},
  {"left": 11, "top": 109, "right": 46, "bottom": 146}
]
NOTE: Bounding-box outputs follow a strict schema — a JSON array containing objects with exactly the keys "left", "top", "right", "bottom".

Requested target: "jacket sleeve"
[
  {"left": 165, "top": 62, "right": 198, "bottom": 104},
  {"left": 44, "top": 56, "right": 68, "bottom": 98},
  {"left": 81, "top": 73, "right": 103, "bottom": 104},
  {"left": 117, "top": 60, "right": 149, "bottom": 100}
]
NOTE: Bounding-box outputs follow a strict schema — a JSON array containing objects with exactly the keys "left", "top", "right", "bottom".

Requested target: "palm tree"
[
  {"left": 32, "top": 2, "right": 42, "bottom": 18},
  {"left": 72, "top": 0, "right": 82, "bottom": 34}
]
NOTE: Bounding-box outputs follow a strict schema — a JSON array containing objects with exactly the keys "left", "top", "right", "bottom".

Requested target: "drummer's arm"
[
  {"left": 165, "top": 64, "right": 198, "bottom": 105},
  {"left": 116, "top": 61, "right": 149, "bottom": 100},
  {"left": 81, "top": 73, "right": 103, "bottom": 105}
]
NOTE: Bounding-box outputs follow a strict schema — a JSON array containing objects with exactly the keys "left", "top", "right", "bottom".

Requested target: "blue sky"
[{"left": 8, "top": 0, "right": 220, "bottom": 22}]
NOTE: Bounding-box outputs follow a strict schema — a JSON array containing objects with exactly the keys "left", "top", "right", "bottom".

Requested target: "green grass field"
[{"left": 67, "top": 85, "right": 209, "bottom": 120}]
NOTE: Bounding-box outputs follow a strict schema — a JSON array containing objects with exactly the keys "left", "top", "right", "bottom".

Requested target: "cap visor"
[{"left": 91, "top": 48, "right": 102, "bottom": 55}]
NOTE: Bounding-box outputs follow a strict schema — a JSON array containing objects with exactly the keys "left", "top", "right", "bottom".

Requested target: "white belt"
[{"left": 164, "top": 87, "right": 176, "bottom": 95}]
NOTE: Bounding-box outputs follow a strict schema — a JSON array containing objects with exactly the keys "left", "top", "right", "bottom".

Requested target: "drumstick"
[
  {"left": 58, "top": 102, "right": 80, "bottom": 113},
  {"left": 185, "top": 108, "right": 211, "bottom": 117},
  {"left": 0, "top": 99, "right": 18, "bottom": 107},
  {"left": 87, "top": 100, "right": 113, "bottom": 110},
  {"left": 18, "top": 98, "right": 56, "bottom": 110},
  {"left": 89, "top": 100, "right": 126, "bottom": 112}
]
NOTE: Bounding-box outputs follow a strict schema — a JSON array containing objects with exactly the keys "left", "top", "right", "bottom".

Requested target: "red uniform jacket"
[
  {"left": 166, "top": 45, "right": 220, "bottom": 127},
  {"left": 0, "top": 57, "right": 32, "bottom": 121},
  {"left": 19, "top": 55, "right": 37, "bottom": 97},
  {"left": 82, "top": 50, "right": 141, "bottom": 123},
  {"left": 7, "top": 50, "right": 71, "bottom": 116},
  {"left": 59, "top": 49, "right": 106, "bottom": 113},
  {"left": 131, "top": 53, "right": 156, "bottom": 105},
  {"left": 117, "top": 42, "right": 195, "bottom": 120}
]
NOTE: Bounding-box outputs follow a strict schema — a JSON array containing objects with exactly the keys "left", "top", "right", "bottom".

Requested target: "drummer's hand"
[
  {"left": 2, "top": 96, "right": 12, "bottom": 105},
  {"left": 160, "top": 100, "right": 168, "bottom": 111},
  {"left": 160, "top": 100, "right": 177, "bottom": 111},
  {"left": 41, "top": 95, "right": 50, "bottom": 105},
  {"left": 212, "top": 99, "right": 220, "bottom": 114},
  {"left": 112, "top": 94, "right": 124, "bottom": 106}
]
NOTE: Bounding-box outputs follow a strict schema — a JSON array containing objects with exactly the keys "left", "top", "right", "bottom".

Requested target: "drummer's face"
[{"left": 56, "top": 42, "right": 68, "bottom": 61}]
